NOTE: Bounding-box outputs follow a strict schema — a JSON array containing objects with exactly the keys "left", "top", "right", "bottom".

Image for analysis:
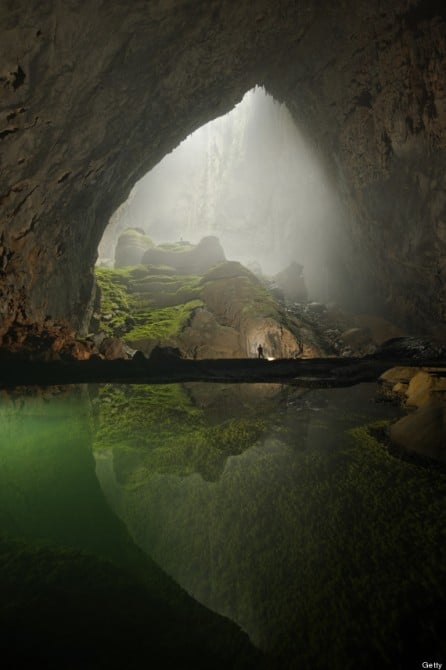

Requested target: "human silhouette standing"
[{"left": 257, "top": 344, "right": 265, "bottom": 359}]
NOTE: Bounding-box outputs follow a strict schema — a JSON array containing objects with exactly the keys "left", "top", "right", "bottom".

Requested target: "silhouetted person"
[
  {"left": 257, "top": 344, "right": 265, "bottom": 359},
  {"left": 294, "top": 341, "right": 303, "bottom": 358}
]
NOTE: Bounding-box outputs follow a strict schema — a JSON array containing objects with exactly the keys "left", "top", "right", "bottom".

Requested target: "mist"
[{"left": 99, "top": 87, "right": 346, "bottom": 301}]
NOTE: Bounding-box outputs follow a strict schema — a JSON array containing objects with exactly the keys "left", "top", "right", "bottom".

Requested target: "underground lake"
[{"left": 1, "top": 380, "right": 445, "bottom": 669}]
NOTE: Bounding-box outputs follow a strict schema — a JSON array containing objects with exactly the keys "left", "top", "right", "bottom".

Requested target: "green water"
[{"left": 1, "top": 383, "right": 445, "bottom": 669}]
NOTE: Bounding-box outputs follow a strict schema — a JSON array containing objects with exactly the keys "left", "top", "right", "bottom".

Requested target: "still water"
[{"left": 1, "top": 382, "right": 445, "bottom": 669}]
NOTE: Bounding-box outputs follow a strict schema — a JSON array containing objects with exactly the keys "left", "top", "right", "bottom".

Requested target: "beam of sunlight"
[{"left": 99, "top": 87, "right": 345, "bottom": 302}]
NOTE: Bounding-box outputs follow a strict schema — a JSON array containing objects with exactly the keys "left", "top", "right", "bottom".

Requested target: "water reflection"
[
  {"left": 0, "top": 383, "right": 444, "bottom": 669},
  {"left": 0, "top": 386, "right": 258, "bottom": 668},
  {"left": 94, "top": 382, "right": 446, "bottom": 669}
]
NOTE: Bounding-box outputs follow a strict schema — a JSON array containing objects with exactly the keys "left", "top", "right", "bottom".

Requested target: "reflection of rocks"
[
  {"left": 94, "top": 382, "right": 445, "bottom": 669},
  {"left": 184, "top": 382, "right": 284, "bottom": 420}
]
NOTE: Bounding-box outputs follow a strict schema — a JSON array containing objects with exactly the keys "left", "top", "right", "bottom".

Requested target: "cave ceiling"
[{"left": 1, "top": 0, "right": 446, "bottom": 337}]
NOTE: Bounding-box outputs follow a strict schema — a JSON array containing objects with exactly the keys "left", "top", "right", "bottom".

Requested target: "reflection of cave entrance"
[{"left": 98, "top": 87, "right": 344, "bottom": 304}]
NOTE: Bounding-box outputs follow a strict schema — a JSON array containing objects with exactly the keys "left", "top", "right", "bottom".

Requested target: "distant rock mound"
[
  {"left": 273, "top": 261, "right": 308, "bottom": 303},
  {"left": 142, "top": 236, "right": 225, "bottom": 274},
  {"left": 114, "top": 228, "right": 154, "bottom": 267}
]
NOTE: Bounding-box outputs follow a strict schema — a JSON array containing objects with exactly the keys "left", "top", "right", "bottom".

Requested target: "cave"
[
  {"left": 1, "top": 2, "right": 446, "bottom": 669},
  {"left": 1, "top": 1, "right": 446, "bottom": 341}
]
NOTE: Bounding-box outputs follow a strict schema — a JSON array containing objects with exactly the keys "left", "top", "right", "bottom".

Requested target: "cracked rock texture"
[{"left": 1, "top": 1, "right": 446, "bottom": 339}]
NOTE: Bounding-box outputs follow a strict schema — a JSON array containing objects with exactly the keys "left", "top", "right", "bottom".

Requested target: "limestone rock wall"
[{"left": 1, "top": 1, "right": 446, "bottom": 338}]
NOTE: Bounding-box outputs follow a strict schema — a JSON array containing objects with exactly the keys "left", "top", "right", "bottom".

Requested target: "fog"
[{"left": 100, "top": 87, "right": 346, "bottom": 300}]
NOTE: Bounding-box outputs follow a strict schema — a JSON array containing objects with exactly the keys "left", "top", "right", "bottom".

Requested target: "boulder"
[
  {"left": 149, "top": 345, "right": 183, "bottom": 361},
  {"left": 99, "top": 337, "right": 128, "bottom": 360},
  {"left": 178, "top": 308, "right": 241, "bottom": 359},
  {"left": 114, "top": 228, "right": 154, "bottom": 267},
  {"left": 352, "top": 314, "right": 404, "bottom": 345},
  {"left": 142, "top": 236, "right": 225, "bottom": 274},
  {"left": 339, "top": 327, "right": 376, "bottom": 355},
  {"left": 390, "top": 405, "right": 446, "bottom": 464},
  {"left": 405, "top": 369, "right": 446, "bottom": 409}
]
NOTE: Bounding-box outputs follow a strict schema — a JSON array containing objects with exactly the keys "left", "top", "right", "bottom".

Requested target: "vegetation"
[
  {"left": 0, "top": 392, "right": 262, "bottom": 669},
  {"left": 95, "top": 266, "right": 203, "bottom": 345},
  {"left": 117, "top": 228, "right": 154, "bottom": 247},
  {"left": 94, "top": 257, "right": 292, "bottom": 353},
  {"left": 99, "top": 393, "right": 446, "bottom": 670},
  {"left": 94, "top": 383, "right": 271, "bottom": 481}
]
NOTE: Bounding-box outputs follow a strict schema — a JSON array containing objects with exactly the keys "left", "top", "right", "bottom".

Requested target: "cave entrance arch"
[{"left": 98, "top": 87, "right": 346, "bottom": 304}]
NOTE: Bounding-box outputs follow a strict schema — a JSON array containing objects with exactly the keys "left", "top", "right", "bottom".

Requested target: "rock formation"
[
  {"left": 114, "top": 228, "right": 153, "bottom": 268},
  {"left": 142, "top": 235, "right": 225, "bottom": 274},
  {"left": 95, "top": 258, "right": 310, "bottom": 359},
  {"left": 1, "top": 2, "right": 446, "bottom": 342},
  {"left": 380, "top": 365, "right": 446, "bottom": 463}
]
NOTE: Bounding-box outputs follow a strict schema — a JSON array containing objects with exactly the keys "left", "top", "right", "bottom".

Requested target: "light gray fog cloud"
[{"left": 100, "top": 87, "right": 346, "bottom": 300}]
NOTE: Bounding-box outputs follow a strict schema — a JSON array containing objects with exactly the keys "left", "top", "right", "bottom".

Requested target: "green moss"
[
  {"left": 94, "top": 384, "right": 271, "bottom": 482},
  {"left": 95, "top": 267, "right": 203, "bottom": 343},
  {"left": 124, "top": 299, "right": 202, "bottom": 348},
  {"left": 95, "top": 267, "right": 136, "bottom": 335},
  {"left": 117, "top": 228, "right": 154, "bottom": 248}
]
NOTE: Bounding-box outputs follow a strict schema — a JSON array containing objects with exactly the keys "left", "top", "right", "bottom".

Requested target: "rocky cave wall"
[{"left": 1, "top": 0, "right": 446, "bottom": 338}]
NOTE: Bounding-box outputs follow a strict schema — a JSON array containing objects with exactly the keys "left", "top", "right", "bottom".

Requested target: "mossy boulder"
[
  {"left": 114, "top": 228, "right": 154, "bottom": 268},
  {"left": 142, "top": 235, "right": 225, "bottom": 274},
  {"left": 95, "top": 257, "right": 304, "bottom": 359}
]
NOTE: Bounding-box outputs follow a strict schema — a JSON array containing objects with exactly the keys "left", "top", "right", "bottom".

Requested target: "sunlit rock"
[{"left": 178, "top": 308, "right": 241, "bottom": 359}]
